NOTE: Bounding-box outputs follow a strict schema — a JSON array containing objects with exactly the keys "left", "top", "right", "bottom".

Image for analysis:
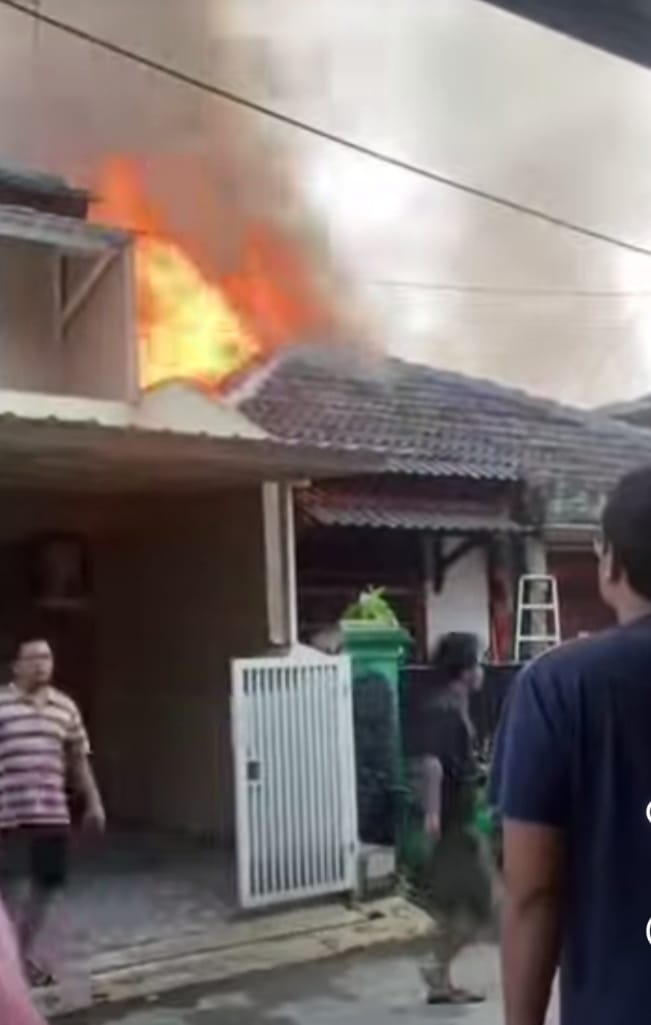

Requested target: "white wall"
[
  {"left": 427, "top": 542, "right": 490, "bottom": 652},
  {"left": 525, "top": 537, "right": 548, "bottom": 575}
]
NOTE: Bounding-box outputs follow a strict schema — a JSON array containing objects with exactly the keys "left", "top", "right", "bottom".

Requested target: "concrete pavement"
[
  {"left": 63, "top": 943, "right": 523, "bottom": 1025},
  {"left": 40, "top": 897, "right": 434, "bottom": 1018}
]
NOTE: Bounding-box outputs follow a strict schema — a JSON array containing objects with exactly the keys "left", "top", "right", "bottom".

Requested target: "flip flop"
[
  {"left": 427, "top": 987, "right": 485, "bottom": 1005},
  {"left": 26, "top": 960, "right": 56, "bottom": 988}
]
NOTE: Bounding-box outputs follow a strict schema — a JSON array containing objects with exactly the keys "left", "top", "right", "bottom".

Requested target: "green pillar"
[
  {"left": 341, "top": 622, "right": 410, "bottom": 709},
  {"left": 341, "top": 622, "right": 411, "bottom": 848}
]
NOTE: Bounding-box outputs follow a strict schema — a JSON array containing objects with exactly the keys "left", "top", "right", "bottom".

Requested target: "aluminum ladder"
[{"left": 514, "top": 574, "right": 561, "bottom": 662}]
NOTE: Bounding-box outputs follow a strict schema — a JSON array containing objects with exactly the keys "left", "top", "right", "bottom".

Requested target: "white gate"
[{"left": 231, "top": 650, "right": 358, "bottom": 909}]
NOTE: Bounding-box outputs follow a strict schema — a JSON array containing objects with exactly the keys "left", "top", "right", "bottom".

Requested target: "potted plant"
[{"left": 342, "top": 586, "right": 401, "bottom": 628}]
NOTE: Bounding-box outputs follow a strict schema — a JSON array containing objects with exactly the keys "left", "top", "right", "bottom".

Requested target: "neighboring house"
[
  {"left": 601, "top": 394, "right": 651, "bottom": 429},
  {"left": 0, "top": 169, "right": 378, "bottom": 934},
  {"left": 233, "top": 346, "right": 651, "bottom": 652}
]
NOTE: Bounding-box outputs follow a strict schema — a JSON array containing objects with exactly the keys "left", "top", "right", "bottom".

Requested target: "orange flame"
[{"left": 91, "top": 158, "right": 328, "bottom": 391}]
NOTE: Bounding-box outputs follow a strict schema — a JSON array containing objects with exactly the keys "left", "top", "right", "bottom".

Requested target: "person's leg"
[
  {"left": 422, "top": 919, "right": 457, "bottom": 995},
  {"left": 423, "top": 912, "right": 485, "bottom": 1004},
  {"left": 0, "top": 830, "right": 24, "bottom": 929},
  {"left": 20, "top": 832, "right": 68, "bottom": 985}
]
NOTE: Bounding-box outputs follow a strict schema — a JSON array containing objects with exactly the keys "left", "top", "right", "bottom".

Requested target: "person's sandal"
[
  {"left": 427, "top": 987, "right": 485, "bottom": 1005},
  {"left": 26, "top": 960, "right": 56, "bottom": 988}
]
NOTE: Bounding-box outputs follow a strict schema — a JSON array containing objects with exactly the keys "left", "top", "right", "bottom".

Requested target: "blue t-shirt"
[{"left": 491, "top": 616, "right": 651, "bottom": 1024}]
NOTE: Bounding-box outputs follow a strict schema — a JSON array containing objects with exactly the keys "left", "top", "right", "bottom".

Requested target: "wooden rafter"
[{"left": 61, "top": 249, "right": 119, "bottom": 332}]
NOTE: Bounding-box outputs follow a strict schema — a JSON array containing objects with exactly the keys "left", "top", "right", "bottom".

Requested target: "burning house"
[{"left": 0, "top": 165, "right": 378, "bottom": 959}]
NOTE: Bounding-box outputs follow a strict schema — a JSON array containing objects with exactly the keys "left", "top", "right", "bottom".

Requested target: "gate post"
[
  {"left": 341, "top": 623, "right": 410, "bottom": 849},
  {"left": 262, "top": 481, "right": 298, "bottom": 647}
]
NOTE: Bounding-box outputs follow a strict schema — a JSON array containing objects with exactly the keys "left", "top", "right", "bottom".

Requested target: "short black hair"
[
  {"left": 14, "top": 633, "right": 52, "bottom": 659},
  {"left": 602, "top": 466, "right": 651, "bottom": 600},
  {"left": 431, "top": 632, "right": 480, "bottom": 683}
]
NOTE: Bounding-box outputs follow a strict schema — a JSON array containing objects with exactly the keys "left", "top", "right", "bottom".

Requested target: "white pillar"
[
  {"left": 262, "top": 481, "right": 298, "bottom": 647},
  {"left": 525, "top": 536, "right": 548, "bottom": 575},
  {"left": 421, "top": 534, "right": 437, "bottom": 659}
]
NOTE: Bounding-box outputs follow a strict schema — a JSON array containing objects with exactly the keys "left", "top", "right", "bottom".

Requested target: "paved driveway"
[{"left": 70, "top": 943, "right": 558, "bottom": 1025}]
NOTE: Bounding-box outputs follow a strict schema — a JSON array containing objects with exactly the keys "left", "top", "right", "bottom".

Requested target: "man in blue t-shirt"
[{"left": 491, "top": 466, "right": 651, "bottom": 1025}]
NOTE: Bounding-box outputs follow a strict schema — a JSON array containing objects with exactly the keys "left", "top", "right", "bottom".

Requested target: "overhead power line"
[
  {"left": 359, "top": 279, "right": 651, "bottom": 298},
  {"left": 2, "top": 0, "right": 651, "bottom": 260}
]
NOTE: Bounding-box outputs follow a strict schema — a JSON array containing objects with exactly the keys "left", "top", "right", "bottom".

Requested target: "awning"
[
  {"left": 0, "top": 205, "right": 128, "bottom": 254},
  {"left": 0, "top": 389, "right": 386, "bottom": 493},
  {"left": 298, "top": 485, "right": 522, "bottom": 533}
]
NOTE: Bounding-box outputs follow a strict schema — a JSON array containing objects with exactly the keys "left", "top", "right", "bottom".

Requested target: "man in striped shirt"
[{"left": 0, "top": 636, "right": 105, "bottom": 986}]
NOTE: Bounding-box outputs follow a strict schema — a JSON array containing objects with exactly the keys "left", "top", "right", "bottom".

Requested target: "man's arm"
[
  {"left": 67, "top": 746, "right": 106, "bottom": 831},
  {"left": 64, "top": 704, "right": 106, "bottom": 830},
  {"left": 502, "top": 821, "right": 565, "bottom": 1025},
  {"left": 421, "top": 755, "right": 443, "bottom": 836}
]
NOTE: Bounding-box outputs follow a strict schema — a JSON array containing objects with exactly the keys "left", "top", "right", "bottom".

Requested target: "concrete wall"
[{"left": 427, "top": 542, "right": 490, "bottom": 650}]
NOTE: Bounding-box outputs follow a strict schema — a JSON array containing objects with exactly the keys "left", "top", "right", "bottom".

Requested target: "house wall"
[
  {"left": 64, "top": 248, "right": 137, "bottom": 401},
  {"left": 0, "top": 487, "right": 269, "bottom": 844},
  {"left": 0, "top": 240, "right": 59, "bottom": 392},
  {"left": 427, "top": 542, "right": 491, "bottom": 649},
  {"left": 0, "top": 238, "right": 134, "bottom": 401},
  {"left": 547, "top": 548, "right": 614, "bottom": 640},
  {"left": 525, "top": 537, "right": 548, "bottom": 575},
  {"left": 92, "top": 490, "right": 268, "bottom": 842}
]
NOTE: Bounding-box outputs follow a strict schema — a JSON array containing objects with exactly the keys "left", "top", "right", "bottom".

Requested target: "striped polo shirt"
[{"left": 0, "top": 684, "right": 89, "bottom": 830}]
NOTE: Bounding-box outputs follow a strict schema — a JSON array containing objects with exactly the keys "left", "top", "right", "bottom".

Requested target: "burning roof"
[
  {"left": 90, "top": 158, "right": 331, "bottom": 394},
  {"left": 0, "top": 164, "right": 88, "bottom": 219}
]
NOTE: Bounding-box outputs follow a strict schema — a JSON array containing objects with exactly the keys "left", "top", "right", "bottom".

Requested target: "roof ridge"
[
  {"left": 381, "top": 352, "right": 596, "bottom": 423},
  {"left": 598, "top": 394, "right": 651, "bottom": 419},
  {"left": 234, "top": 343, "right": 645, "bottom": 433}
]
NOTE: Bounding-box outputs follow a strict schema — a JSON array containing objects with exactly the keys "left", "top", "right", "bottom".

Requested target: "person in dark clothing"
[
  {"left": 490, "top": 465, "right": 651, "bottom": 1025},
  {"left": 403, "top": 632, "right": 493, "bottom": 1004}
]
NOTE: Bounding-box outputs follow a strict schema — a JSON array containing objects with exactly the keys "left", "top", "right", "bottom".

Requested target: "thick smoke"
[{"left": 0, "top": 0, "right": 371, "bottom": 358}]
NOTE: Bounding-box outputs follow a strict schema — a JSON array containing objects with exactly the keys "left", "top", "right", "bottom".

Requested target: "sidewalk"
[
  {"left": 39, "top": 897, "right": 433, "bottom": 1018},
  {"left": 62, "top": 941, "right": 562, "bottom": 1025}
]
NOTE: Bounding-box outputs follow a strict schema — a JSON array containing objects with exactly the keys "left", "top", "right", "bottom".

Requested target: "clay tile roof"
[
  {"left": 232, "top": 346, "right": 651, "bottom": 524},
  {"left": 298, "top": 483, "right": 522, "bottom": 533}
]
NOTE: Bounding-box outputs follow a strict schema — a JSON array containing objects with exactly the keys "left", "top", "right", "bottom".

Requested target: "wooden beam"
[
  {"left": 432, "top": 534, "right": 485, "bottom": 594},
  {"left": 52, "top": 253, "right": 65, "bottom": 348},
  {"left": 421, "top": 533, "right": 436, "bottom": 658},
  {"left": 61, "top": 250, "right": 118, "bottom": 331},
  {"left": 432, "top": 534, "right": 444, "bottom": 593}
]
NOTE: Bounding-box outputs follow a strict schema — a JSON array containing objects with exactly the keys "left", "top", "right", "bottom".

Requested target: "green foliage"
[{"left": 342, "top": 586, "right": 400, "bottom": 627}]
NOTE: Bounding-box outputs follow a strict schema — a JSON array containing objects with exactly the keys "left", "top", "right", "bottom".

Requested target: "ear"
[{"left": 603, "top": 546, "right": 621, "bottom": 584}]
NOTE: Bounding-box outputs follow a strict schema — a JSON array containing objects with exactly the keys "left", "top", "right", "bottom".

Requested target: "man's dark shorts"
[{"left": 0, "top": 828, "right": 69, "bottom": 892}]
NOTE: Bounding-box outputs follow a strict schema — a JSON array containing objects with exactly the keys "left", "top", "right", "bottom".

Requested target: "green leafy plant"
[{"left": 342, "top": 586, "right": 400, "bottom": 627}]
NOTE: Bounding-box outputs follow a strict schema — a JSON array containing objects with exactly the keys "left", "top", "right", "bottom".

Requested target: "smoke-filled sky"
[{"left": 0, "top": 0, "right": 650, "bottom": 406}]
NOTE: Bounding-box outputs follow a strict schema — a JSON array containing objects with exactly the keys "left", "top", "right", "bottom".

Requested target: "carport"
[{"left": 0, "top": 383, "right": 377, "bottom": 959}]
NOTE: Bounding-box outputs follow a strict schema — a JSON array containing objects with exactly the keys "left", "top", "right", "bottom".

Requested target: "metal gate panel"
[{"left": 232, "top": 651, "right": 358, "bottom": 909}]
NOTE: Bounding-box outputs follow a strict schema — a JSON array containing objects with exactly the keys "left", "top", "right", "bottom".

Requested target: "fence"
[{"left": 231, "top": 651, "right": 359, "bottom": 910}]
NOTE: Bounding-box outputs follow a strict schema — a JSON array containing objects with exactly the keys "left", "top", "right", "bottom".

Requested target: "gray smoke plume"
[{"left": 0, "top": 0, "right": 371, "bottom": 356}]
